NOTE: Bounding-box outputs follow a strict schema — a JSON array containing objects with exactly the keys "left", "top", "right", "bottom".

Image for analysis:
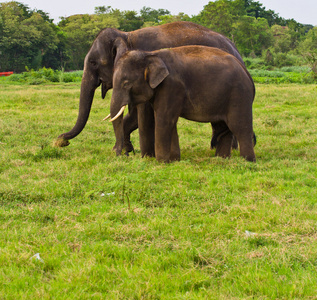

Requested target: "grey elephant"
[
  {"left": 109, "top": 46, "right": 256, "bottom": 163},
  {"left": 55, "top": 21, "right": 244, "bottom": 154}
]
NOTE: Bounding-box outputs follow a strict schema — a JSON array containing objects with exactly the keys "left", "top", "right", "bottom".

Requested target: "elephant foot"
[
  {"left": 215, "top": 130, "right": 233, "bottom": 158},
  {"left": 123, "top": 140, "right": 135, "bottom": 154}
]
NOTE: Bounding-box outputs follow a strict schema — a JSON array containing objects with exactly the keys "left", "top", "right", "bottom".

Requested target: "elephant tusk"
[
  {"left": 103, "top": 114, "right": 111, "bottom": 121},
  {"left": 110, "top": 105, "right": 126, "bottom": 122}
]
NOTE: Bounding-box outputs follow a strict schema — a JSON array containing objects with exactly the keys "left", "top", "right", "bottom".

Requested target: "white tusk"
[
  {"left": 103, "top": 114, "right": 111, "bottom": 121},
  {"left": 109, "top": 105, "right": 126, "bottom": 122}
]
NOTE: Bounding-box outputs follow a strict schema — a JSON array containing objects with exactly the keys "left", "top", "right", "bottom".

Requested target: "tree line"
[{"left": 0, "top": 0, "right": 316, "bottom": 72}]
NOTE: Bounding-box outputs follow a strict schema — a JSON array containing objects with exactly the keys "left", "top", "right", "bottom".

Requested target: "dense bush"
[{"left": 1, "top": 68, "right": 83, "bottom": 84}]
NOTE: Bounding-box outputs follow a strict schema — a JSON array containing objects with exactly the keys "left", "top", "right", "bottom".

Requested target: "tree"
[
  {"left": 118, "top": 10, "right": 143, "bottom": 31},
  {"left": 244, "top": 0, "right": 284, "bottom": 26},
  {"left": 59, "top": 14, "right": 119, "bottom": 69},
  {"left": 158, "top": 13, "right": 191, "bottom": 24},
  {"left": 194, "top": 0, "right": 245, "bottom": 38},
  {"left": 0, "top": 1, "right": 59, "bottom": 71},
  {"left": 140, "top": 7, "right": 170, "bottom": 24},
  {"left": 271, "top": 25, "right": 297, "bottom": 53},
  {"left": 297, "top": 27, "right": 317, "bottom": 78},
  {"left": 94, "top": 6, "right": 112, "bottom": 15},
  {"left": 233, "top": 16, "right": 273, "bottom": 56}
]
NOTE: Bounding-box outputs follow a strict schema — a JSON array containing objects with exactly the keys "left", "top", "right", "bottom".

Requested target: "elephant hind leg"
[
  {"left": 231, "top": 129, "right": 256, "bottom": 162},
  {"left": 211, "top": 122, "right": 233, "bottom": 158},
  {"left": 215, "top": 130, "right": 233, "bottom": 158},
  {"left": 211, "top": 122, "right": 238, "bottom": 150},
  {"left": 238, "top": 134, "right": 256, "bottom": 162}
]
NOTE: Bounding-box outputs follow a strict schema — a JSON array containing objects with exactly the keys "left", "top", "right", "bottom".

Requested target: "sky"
[{"left": 1, "top": 0, "right": 316, "bottom": 26}]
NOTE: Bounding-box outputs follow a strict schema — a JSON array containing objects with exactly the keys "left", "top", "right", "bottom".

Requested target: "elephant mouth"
[{"left": 101, "top": 81, "right": 112, "bottom": 99}]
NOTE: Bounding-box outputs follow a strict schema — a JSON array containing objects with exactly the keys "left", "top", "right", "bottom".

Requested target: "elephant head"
[
  {"left": 55, "top": 28, "right": 129, "bottom": 146},
  {"left": 109, "top": 51, "right": 169, "bottom": 155}
]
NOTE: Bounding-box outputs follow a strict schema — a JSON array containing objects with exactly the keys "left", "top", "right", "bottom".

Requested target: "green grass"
[
  {"left": 0, "top": 82, "right": 317, "bottom": 299},
  {"left": 249, "top": 69, "right": 315, "bottom": 84}
]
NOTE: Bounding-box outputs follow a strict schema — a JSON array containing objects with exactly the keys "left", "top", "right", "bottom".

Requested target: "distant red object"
[{"left": 0, "top": 72, "right": 13, "bottom": 76}]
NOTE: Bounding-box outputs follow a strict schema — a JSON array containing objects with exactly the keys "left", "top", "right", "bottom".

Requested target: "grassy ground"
[{"left": 0, "top": 82, "right": 317, "bottom": 299}]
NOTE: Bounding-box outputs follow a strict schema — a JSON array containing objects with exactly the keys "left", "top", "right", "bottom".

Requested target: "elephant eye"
[
  {"left": 90, "top": 60, "right": 98, "bottom": 67},
  {"left": 122, "top": 80, "right": 132, "bottom": 89}
]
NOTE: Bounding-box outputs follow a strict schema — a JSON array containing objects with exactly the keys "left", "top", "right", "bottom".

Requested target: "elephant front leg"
[
  {"left": 154, "top": 121, "right": 177, "bottom": 163},
  {"left": 138, "top": 103, "right": 155, "bottom": 157},
  {"left": 123, "top": 108, "right": 138, "bottom": 155},
  {"left": 170, "top": 125, "right": 180, "bottom": 161},
  {"left": 112, "top": 117, "right": 124, "bottom": 156}
]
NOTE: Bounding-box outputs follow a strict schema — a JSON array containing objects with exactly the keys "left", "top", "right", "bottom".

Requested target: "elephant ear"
[
  {"left": 113, "top": 37, "right": 128, "bottom": 65},
  {"left": 145, "top": 56, "right": 169, "bottom": 89}
]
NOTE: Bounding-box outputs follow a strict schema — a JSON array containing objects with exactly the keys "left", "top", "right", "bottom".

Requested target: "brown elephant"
[
  {"left": 55, "top": 21, "right": 243, "bottom": 154},
  {"left": 109, "top": 46, "right": 256, "bottom": 163}
]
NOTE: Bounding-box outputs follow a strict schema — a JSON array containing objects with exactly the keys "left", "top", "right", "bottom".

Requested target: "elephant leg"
[
  {"left": 170, "top": 125, "right": 180, "bottom": 161},
  {"left": 215, "top": 129, "right": 233, "bottom": 158},
  {"left": 122, "top": 107, "right": 138, "bottom": 154},
  {"left": 227, "top": 115, "right": 256, "bottom": 162},
  {"left": 111, "top": 117, "right": 124, "bottom": 156},
  {"left": 138, "top": 103, "right": 155, "bottom": 157},
  {"left": 235, "top": 132, "right": 256, "bottom": 162},
  {"left": 154, "top": 119, "right": 177, "bottom": 163},
  {"left": 211, "top": 123, "right": 238, "bottom": 150},
  {"left": 211, "top": 122, "right": 233, "bottom": 158}
]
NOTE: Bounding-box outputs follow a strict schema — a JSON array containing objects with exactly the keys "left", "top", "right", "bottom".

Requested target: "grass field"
[{"left": 0, "top": 82, "right": 317, "bottom": 299}]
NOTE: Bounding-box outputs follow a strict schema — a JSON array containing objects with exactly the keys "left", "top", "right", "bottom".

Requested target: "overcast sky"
[{"left": 1, "top": 0, "right": 316, "bottom": 26}]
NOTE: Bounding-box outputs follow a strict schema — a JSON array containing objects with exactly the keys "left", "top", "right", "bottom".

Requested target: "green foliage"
[
  {"left": 159, "top": 13, "right": 191, "bottom": 24},
  {"left": 271, "top": 25, "right": 298, "bottom": 53},
  {"left": 140, "top": 6, "right": 170, "bottom": 24},
  {"left": 2, "top": 67, "right": 82, "bottom": 84},
  {"left": 0, "top": 2, "right": 58, "bottom": 72},
  {"left": 244, "top": 0, "right": 284, "bottom": 26},
  {"left": 297, "top": 27, "right": 317, "bottom": 79},
  {"left": 0, "top": 0, "right": 316, "bottom": 72},
  {"left": 233, "top": 16, "right": 273, "bottom": 56},
  {"left": 58, "top": 13, "right": 119, "bottom": 70},
  {"left": 194, "top": 0, "right": 245, "bottom": 37},
  {"left": 0, "top": 83, "right": 317, "bottom": 298}
]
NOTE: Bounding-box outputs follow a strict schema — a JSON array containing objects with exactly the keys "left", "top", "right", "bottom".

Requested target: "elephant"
[
  {"left": 55, "top": 21, "right": 244, "bottom": 154},
  {"left": 109, "top": 46, "right": 256, "bottom": 163}
]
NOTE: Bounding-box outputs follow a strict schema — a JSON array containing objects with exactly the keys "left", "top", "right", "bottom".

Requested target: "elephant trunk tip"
[{"left": 53, "top": 136, "right": 70, "bottom": 147}]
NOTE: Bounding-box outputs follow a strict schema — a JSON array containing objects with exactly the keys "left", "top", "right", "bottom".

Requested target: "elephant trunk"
[{"left": 55, "top": 74, "right": 97, "bottom": 147}]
